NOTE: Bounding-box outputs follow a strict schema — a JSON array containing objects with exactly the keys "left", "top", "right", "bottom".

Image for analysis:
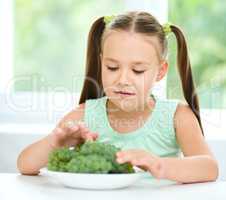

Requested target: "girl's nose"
[{"left": 118, "top": 70, "right": 131, "bottom": 86}]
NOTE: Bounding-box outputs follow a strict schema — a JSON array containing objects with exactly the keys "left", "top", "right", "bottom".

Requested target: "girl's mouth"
[{"left": 114, "top": 91, "right": 136, "bottom": 96}]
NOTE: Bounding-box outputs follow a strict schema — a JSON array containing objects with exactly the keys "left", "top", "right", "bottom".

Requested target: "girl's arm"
[
  {"left": 17, "top": 103, "right": 98, "bottom": 175},
  {"left": 162, "top": 103, "right": 218, "bottom": 183},
  {"left": 17, "top": 134, "right": 56, "bottom": 175},
  {"left": 162, "top": 155, "right": 218, "bottom": 183},
  {"left": 116, "top": 103, "right": 218, "bottom": 183}
]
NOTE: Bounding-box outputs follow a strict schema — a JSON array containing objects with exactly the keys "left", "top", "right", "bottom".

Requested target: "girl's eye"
[
  {"left": 106, "top": 66, "right": 118, "bottom": 71},
  {"left": 106, "top": 66, "right": 145, "bottom": 74},
  {"left": 133, "top": 69, "right": 145, "bottom": 74}
]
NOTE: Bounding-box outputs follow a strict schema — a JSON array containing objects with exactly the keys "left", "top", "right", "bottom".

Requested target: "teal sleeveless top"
[{"left": 84, "top": 95, "right": 181, "bottom": 158}]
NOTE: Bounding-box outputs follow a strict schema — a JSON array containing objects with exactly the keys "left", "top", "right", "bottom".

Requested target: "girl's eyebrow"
[{"left": 104, "top": 57, "right": 151, "bottom": 65}]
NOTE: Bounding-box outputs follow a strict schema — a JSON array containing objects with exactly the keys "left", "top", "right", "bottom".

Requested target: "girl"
[{"left": 17, "top": 11, "right": 218, "bottom": 183}]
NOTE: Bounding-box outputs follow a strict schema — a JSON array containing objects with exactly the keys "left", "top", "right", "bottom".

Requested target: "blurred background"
[
  {"left": 168, "top": 0, "right": 226, "bottom": 109},
  {"left": 0, "top": 0, "right": 225, "bottom": 130},
  {"left": 3, "top": 0, "right": 226, "bottom": 105}
]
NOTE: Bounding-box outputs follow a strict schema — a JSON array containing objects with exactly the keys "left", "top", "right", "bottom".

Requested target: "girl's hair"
[{"left": 79, "top": 11, "right": 204, "bottom": 135}]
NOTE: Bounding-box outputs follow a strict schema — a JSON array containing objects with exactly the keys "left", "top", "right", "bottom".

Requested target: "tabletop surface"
[{"left": 0, "top": 173, "right": 226, "bottom": 200}]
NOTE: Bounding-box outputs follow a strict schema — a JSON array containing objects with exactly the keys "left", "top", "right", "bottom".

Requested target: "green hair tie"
[
  {"left": 104, "top": 15, "right": 116, "bottom": 26},
  {"left": 162, "top": 22, "right": 172, "bottom": 36}
]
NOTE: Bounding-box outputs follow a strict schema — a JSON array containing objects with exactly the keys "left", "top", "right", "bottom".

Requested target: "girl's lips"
[{"left": 114, "top": 91, "right": 136, "bottom": 96}]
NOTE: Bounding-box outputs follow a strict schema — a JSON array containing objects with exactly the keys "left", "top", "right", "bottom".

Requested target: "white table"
[{"left": 0, "top": 173, "right": 226, "bottom": 200}]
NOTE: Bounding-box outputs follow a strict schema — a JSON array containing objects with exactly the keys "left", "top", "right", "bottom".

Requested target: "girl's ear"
[{"left": 156, "top": 61, "right": 168, "bottom": 82}]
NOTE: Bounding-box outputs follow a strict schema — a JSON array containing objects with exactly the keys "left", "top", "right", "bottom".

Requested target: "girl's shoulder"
[
  {"left": 159, "top": 98, "right": 195, "bottom": 129},
  {"left": 173, "top": 101, "right": 203, "bottom": 142},
  {"left": 174, "top": 101, "right": 201, "bottom": 128},
  {"left": 174, "top": 101, "right": 196, "bottom": 123},
  {"left": 173, "top": 101, "right": 208, "bottom": 157}
]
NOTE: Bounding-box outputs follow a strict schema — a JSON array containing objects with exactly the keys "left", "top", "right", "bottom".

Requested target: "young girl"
[{"left": 17, "top": 11, "right": 218, "bottom": 183}]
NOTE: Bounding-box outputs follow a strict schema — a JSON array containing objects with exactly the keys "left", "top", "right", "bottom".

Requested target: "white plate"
[{"left": 40, "top": 168, "right": 145, "bottom": 190}]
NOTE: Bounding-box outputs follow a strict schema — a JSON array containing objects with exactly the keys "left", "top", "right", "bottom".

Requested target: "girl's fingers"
[
  {"left": 63, "top": 120, "right": 83, "bottom": 134},
  {"left": 116, "top": 150, "right": 154, "bottom": 167},
  {"left": 60, "top": 126, "right": 79, "bottom": 139},
  {"left": 80, "top": 127, "right": 90, "bottom": 138},
  {"left": 116, "top": 150, "right": 137, "bottom": 157},
  {"left": 69, "top": 125, "right": 79, "bottom": 133},
  {"left": 64, "top": 120, "right": 86, "bottom": 138},
  {"left": 78, "top": 123, "right": 99, "bottom": 140},
  {"left": 116, "top": 153, "right": 134, "bottom": 164},
  {"left": 78, "top": 123, "right": 90, "bottom": 133},
  {"left": 93, "top": 133, "right": 99, "bottom": 139},
  {"left": 59, "top": 120, "right": 99, "bottom": 142},
  {"left": 85, "top": 135, "right": 95, "bottom": 142},
  {"left": 50, "top": 127, "right": 68, "bottom": 148},
  {"left": 64, "top": 124, "right": 80, "bottom": 135},
  {"left": 131, "top": 158, "right": 152, "bottom": 171},
  {"left": 78, "top": 121, "right": 86, "bottom": 129},
  {"left": 54, "top": 127, "right": 67, "bottom": 139},
  {"left": 81, "top": 131, "right": 99, "bottom": 140}
]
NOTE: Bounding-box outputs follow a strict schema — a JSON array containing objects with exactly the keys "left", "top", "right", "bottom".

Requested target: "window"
[{"left": 167, "top": 0, "right": 226, "bottom": 135}]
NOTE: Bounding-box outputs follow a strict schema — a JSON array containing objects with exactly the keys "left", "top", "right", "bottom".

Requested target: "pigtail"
[
  {"left": 79, "top": 17, "right": 105, "bottom": 104},
  {"left": 170, "top": 25, "right": 204, "bottom": 135}
]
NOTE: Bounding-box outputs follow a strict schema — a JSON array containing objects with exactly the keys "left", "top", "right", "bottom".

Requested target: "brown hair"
[{"left": 79, "top": 11, "right": 204, "bottom": 135}]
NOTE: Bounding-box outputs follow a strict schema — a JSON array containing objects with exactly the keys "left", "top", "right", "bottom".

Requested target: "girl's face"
[{"left": 101, "top": 30, "right": 167, "bottom": 112}]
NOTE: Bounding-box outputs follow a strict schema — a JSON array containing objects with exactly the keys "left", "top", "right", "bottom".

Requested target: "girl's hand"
[
  {"left": 116, "top": 149, "right": 165, "bottom": 179},
  {"left": 48, "top": 121, "right": 98, "bottom": 149}
]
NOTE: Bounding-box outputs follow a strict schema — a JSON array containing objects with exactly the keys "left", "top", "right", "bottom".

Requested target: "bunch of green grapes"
[{"left": 47, "top": 141, "right": 134, "bottom": 174}]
